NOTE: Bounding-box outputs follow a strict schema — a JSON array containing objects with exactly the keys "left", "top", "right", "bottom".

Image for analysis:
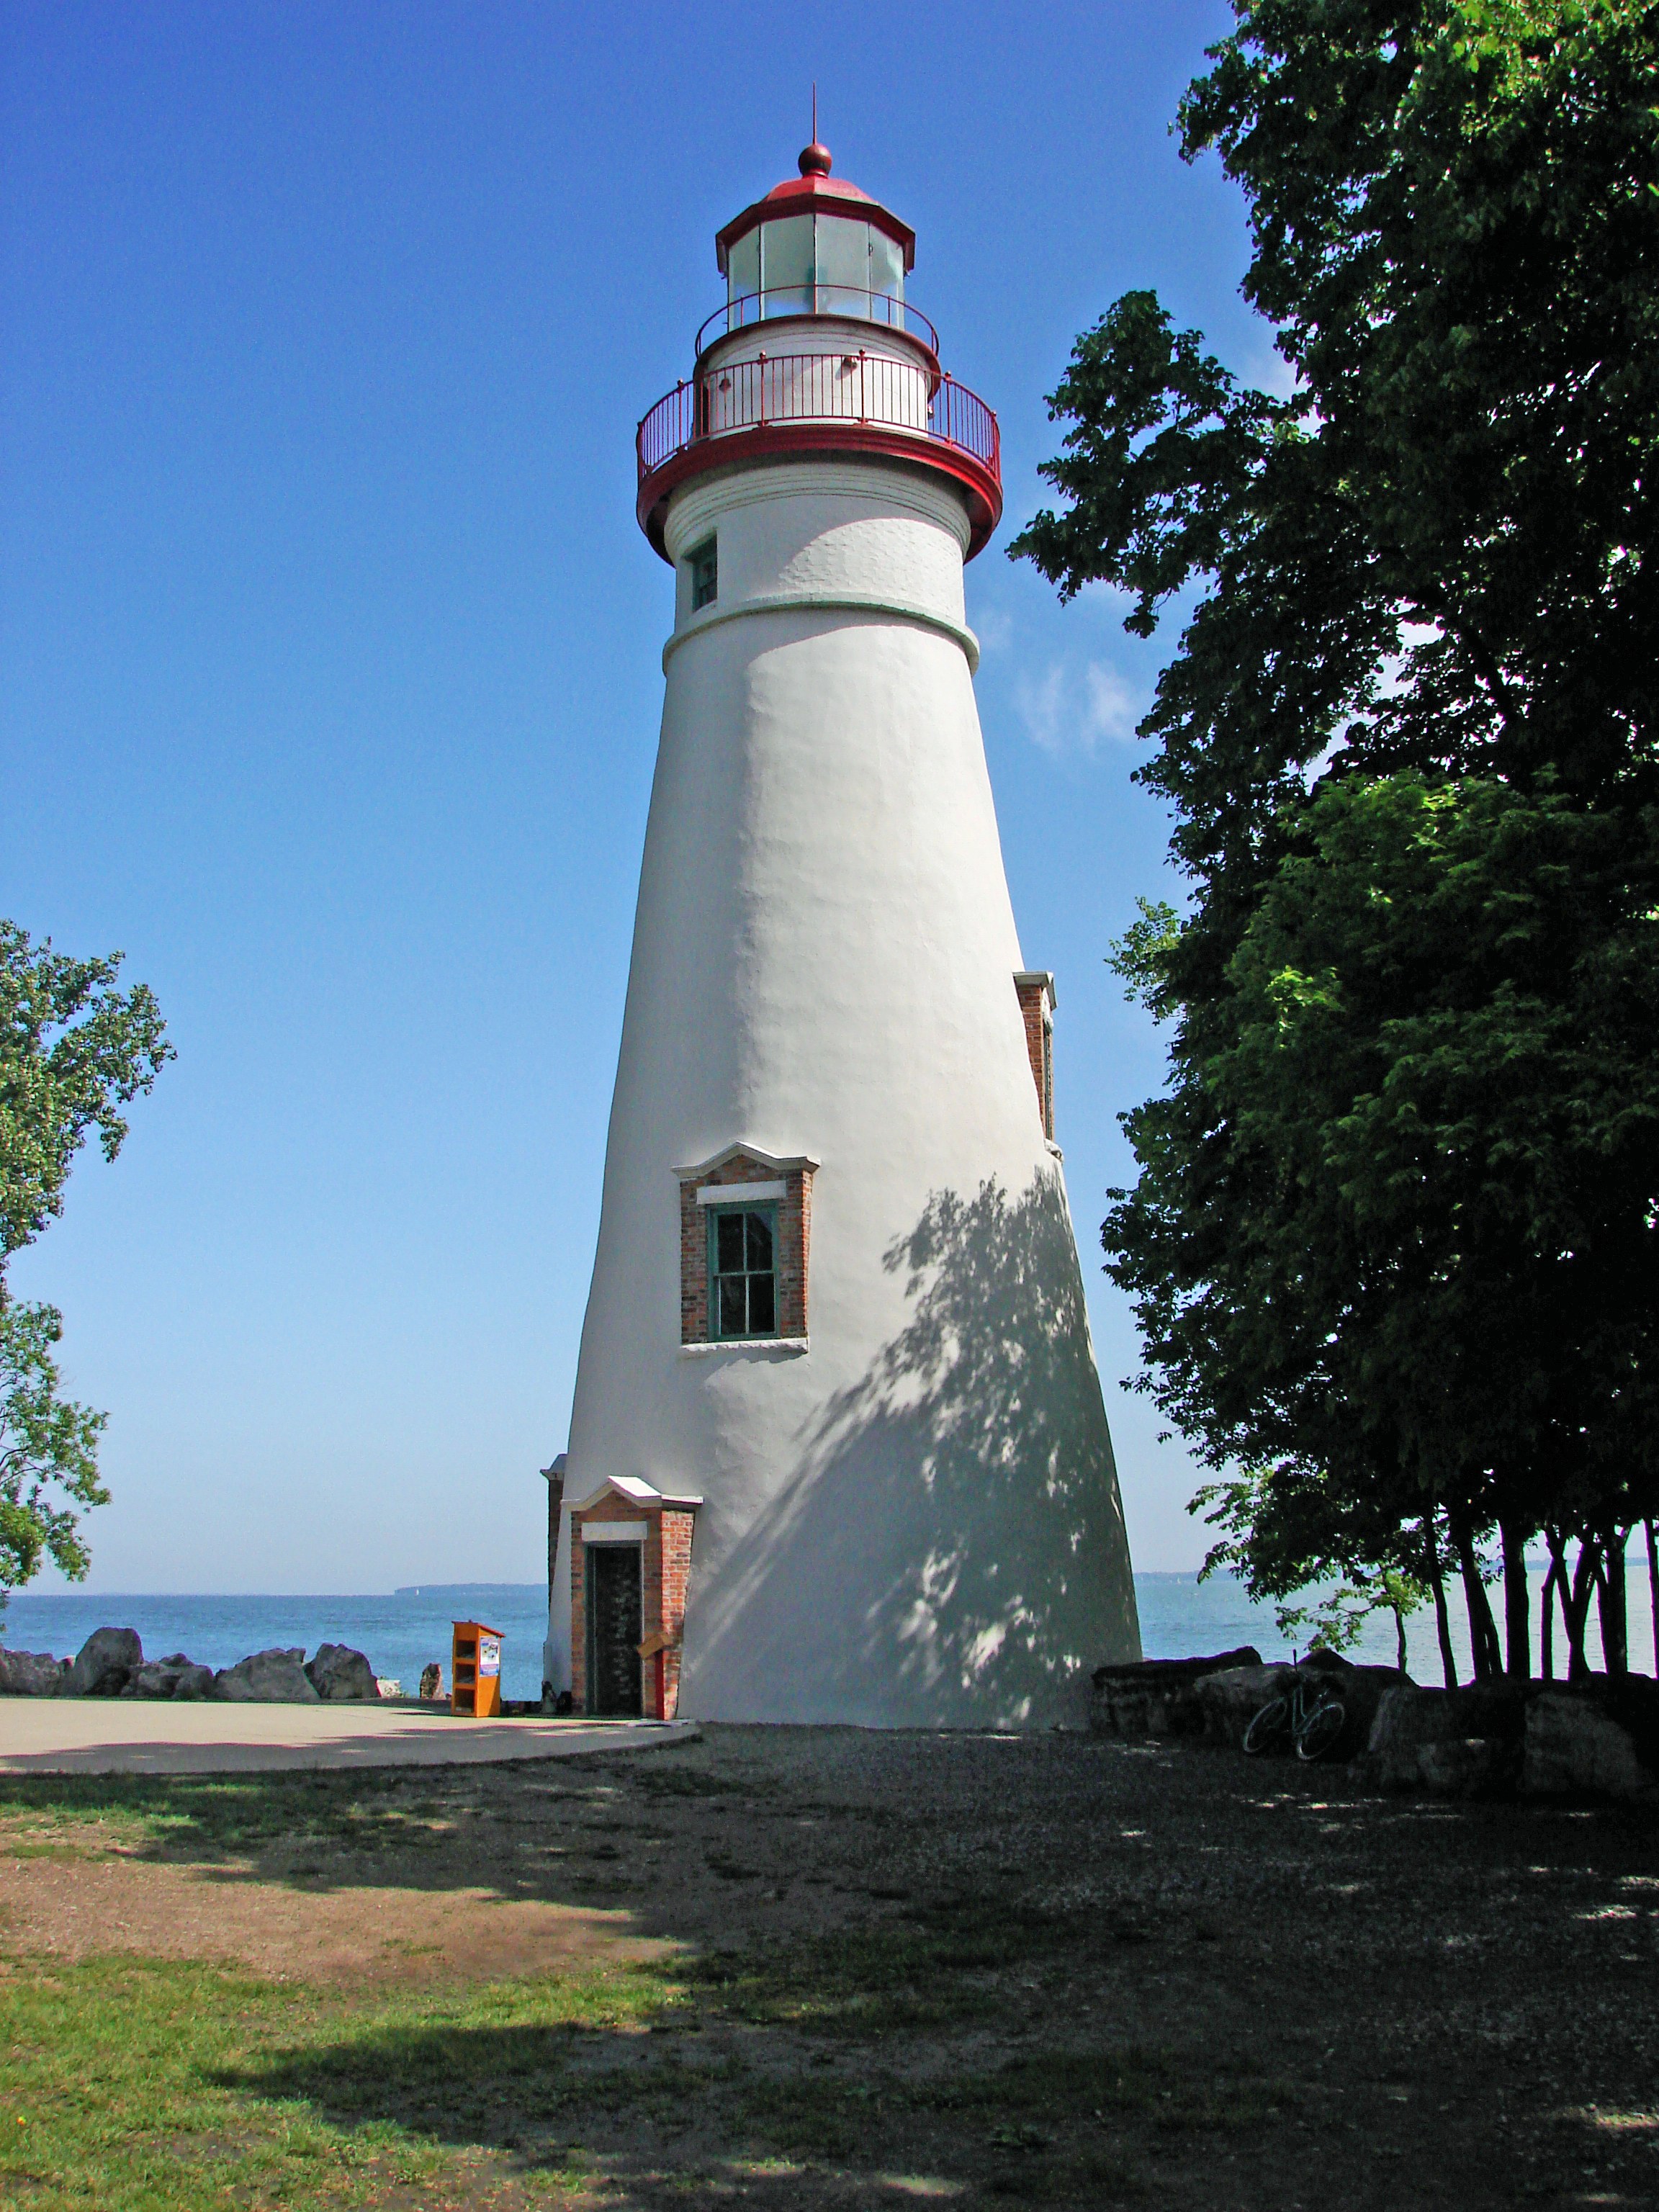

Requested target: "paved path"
[{"left": 0, "top": 1701, "right": 698, "bottom": 1775}]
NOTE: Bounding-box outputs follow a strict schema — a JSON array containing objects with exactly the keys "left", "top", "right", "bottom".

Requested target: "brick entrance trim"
[
  {"left": 568, "top": 1475, "right": 702, "bottom": 1721},
  {"left": 1013, "top": 971, "right": 1056, "bottom": 1141},
  {"left": 674, "top": 1143, "right": 819, "bottom": 1346}
]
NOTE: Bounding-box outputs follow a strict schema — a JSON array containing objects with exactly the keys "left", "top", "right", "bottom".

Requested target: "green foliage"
[
  {"left": 1192, "top": 1465, "right": 1431, "bottom": 1655},
  {"left": 1110, "top": 896, "right": 1182, "bottom": 1010},
  {"left": 0, "top": 919, "right": 173, "bottom": 1264},
  {"left": 0, "top": 919, "right": 172, "bottom": 1596},
  {"left": 1007, "top": 290, "right": 1279, "bottom": 634},
  {"left": 1019, "top": 1, "right": 1659, "bottom": 1668},
  {"left": 1282, "top": 1568, "right": 1429, "bottom": 1660},
  {"left": 0, "top": 1299, "right": 109, "bottom": 1593},
  {"left": 1113, "top": 775, "right": 1659, "bottom": 1517},
  {"left": 1020, "top": 0, "right": 1659, "bottom": 857}
]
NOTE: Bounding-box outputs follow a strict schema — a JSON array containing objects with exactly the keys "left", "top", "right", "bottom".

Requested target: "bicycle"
[{"left": 1243, "top": 1668, "right": 1348, "bottom": 1761}]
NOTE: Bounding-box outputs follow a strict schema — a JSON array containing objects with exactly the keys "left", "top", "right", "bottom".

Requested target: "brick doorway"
[
  {"left": 585, "top": 1544, "right": 644, "bottom": 1717},
  {"left": 567, "top": 1475, "right": 701, "bottom": 1720}
]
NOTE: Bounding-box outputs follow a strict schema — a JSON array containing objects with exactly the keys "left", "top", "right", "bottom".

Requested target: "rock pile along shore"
[
  {"left": 0, "top": 1627, "right": 386, "bottom": 1704},
  {"left": 1089, "top": 1646, "right": 1659, "bottom": 1804}
]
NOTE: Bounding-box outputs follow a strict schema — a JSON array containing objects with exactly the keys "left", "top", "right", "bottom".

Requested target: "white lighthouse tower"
[{"left": 551, "top": 139, "right": 1140, "bottom": 1728}]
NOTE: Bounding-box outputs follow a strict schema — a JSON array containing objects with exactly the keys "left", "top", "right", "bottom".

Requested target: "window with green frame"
[
  {"left": 708, "top": 1203, "right": 776, "bottom": 1339},
  {"left": 689, "top": 535, "right": 718, "bottom": 611}
]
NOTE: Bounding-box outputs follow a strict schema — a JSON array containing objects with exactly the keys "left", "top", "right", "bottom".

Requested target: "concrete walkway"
[{"left": 0, "top": 1700, "right": 698, "bottom": 1776}]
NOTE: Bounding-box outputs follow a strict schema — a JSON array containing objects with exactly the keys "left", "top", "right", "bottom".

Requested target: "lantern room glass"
[
  {"left": 868, "top": 228, "right": 904, "bottom": 311},
  {"left": 726, "top": 212, "right": 906, "bottom": 329},
  {"left": 762, "top": 214, "right": 814, "bottom": 316},
  {"left": 814, "top": 214, "right": 870, "bottom": 317},
  {"left": 725, "top": 226, "right": 760, "bottom": 312}
]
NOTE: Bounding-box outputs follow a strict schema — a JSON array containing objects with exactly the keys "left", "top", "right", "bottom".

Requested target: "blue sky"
[{"left": 2, "top": 1, "right": 1264, "bottom": 1591}]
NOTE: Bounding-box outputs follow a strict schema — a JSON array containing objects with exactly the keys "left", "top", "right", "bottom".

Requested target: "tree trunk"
[
  {"left": 1426, "top": 1524, "right": 1458, "bottom": 1687},
  {"left": 1540, "top": 1557, "right": 1558, "bottom": 1681},
  {"left": 1500, "top": 1516, "right": 1530, "bottom": 1680},
  {"left": 1598, "top": 1532, "right": 1629, "bottom": 1676},
  {"left": 1544, "top": 1529, "right": 1592, "bottom": 1678},
  {"left": 1392, "top": 1601, "right": 1408, "bottom": 1675},
  {"left": 1647, "top": 1521, "right": 1659, "bottom": 1680},
  {"left": 1455, "top": 1529, "right": 1503, "bottom": 1681},
  {"left": 1558, "top": 1537, "right": 1597, "bottom": 1681}
]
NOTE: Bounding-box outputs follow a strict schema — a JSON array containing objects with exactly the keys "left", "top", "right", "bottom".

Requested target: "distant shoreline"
[{"left": 6, "top": 1557, "right": 1614, "bottom": 1603}]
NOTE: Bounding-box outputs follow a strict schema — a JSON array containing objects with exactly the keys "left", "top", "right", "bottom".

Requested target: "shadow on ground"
[{"left": 1, "top": 1728, "right": 1656, "bottom": 2208}]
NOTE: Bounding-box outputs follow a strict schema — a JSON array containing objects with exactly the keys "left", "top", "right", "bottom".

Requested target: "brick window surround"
[
  {"left": 1014, "top": 971, "right": 1056, "bottom": 1141},
  {"left": 568, "top": 1475, "right": 701, "bottom": 1721},
  {"left": 675, "top": 1144, "right": 818, "bottom": 1346}
]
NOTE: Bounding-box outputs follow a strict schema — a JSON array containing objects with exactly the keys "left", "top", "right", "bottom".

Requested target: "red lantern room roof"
[
  {"left": 715, "top": 143, "right": 917, "bottom": 276},
  {"left": 636, "top": 141, "right": 1001, "bottom": 565}
]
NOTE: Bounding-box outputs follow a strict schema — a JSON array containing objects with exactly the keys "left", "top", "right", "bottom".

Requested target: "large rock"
[
  {"left": 212, "top": 1647, "right": 320, "bottom": 1703},
  {"left": 121, "top": 1653, "right": 209, "bottom": 1700},
  {"left": 1295, "top": 1649, "right": 1411, "bottom": 1758},
  {"left": 1094, "top": 1647, "right": 1408, "bottom": 1758},
  {"left": 1524, "top": 1685, "right": 1659, "bottom": 1804},
  {"left": 1365, "top": 1682, "right": 1527, "bottom": 1797},
  {"left": 1192, "top": 1653, "right": 1409, "bottom": 1758},
  {"left": 305, "top": 1644, "right": 379, "bottom": 1701},
  {"left": 1089, "top": 1648, "right": 1263, "bottom": 1740},
  {"left": 171, "top": 1663, "right": 216, "bottom": 1701},
  {"left": 1365, "top": 1676, "right": 1658, "bottom": 1804},
  {"left": 63, "top": 1626, "right": 143, "bottom": 1698},
  {"left": 0, "top": 1648, "right": 69, "bottom": 1696},
  {"left": 1416, "top": 1736, "right": 1518, "bottom": 1797},
  {"left": 1192, "top": 1663, "right": 1295, "bottom": 1747}
]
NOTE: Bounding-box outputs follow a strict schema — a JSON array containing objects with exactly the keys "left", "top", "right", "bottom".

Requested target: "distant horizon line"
[
  {"left": 5, "top": 1583, "right": 551, "bottom": 1601},
  {"left": 6, "top": 1557, "right": 1622, "bottom": 1605}
]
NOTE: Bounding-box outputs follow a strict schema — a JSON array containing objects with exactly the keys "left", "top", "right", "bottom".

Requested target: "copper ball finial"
[{"left": 798, "top": 141, "right": 832, "bottom": 176}]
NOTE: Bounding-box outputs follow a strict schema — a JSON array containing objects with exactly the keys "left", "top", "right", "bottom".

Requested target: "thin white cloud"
[
  {"left": 1015, "top": 659, "right": 1146, "bottom": 757},
  {"left": 1015, "top": 663, "right": 1069, "bottom": 755},
  {"left": 974, "top": 606, "right": 1015, "bottom": 655},
  {"left": 1084, "top": 662, "right": 1140, "bottom": 745}
]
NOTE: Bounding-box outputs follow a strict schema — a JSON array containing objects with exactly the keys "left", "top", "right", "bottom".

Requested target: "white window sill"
[{"left": 679, "top": 1336, "right": 809, "bottom": 1358}]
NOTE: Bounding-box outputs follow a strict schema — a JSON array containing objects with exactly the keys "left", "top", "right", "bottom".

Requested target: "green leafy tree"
[
  {"left": 1114, "top": 780, "right": 1658, "bottom": 1677},
  {"left": 1015, "top": 1, "right": 1659, "bottom": 1677},
  {"left": 0, "top": 1300, "right": 109, "bottom": 1588},
  {"left": 0, "top": 921, "right": 173, "bottom": 1606},
  {"left": 1192, "top": 1461, "right": 1440, "bottom": 1676},
  {"left": 1, "top": 920, "right": 171, "bottom": 1262}
]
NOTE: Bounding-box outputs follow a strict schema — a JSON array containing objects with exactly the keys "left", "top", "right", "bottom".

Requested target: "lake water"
[
  {"left": 4, "top": 1566, "right": 1650, "bottom": 1702},
  {"left": 0, "top": 1586, "right": 554, "bottom": 1702}
]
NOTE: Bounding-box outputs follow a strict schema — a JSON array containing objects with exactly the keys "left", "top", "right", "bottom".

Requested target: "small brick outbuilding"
[{"left": 567, "top": 1475, "right": 701, "bottom": 1721}]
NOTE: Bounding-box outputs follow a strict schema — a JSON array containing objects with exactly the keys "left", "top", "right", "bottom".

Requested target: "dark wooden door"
[{"left": 587, "top": 1545, "right": 643, "bottom": 1717}]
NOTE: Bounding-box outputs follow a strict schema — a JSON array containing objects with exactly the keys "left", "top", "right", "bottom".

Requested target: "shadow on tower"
[{"left": 690, "top": 1168, "right": 1142, "bottom": 1726}]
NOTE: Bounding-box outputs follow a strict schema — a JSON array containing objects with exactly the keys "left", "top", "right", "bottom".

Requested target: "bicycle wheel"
[
  {"left": 1243, "top": 1697, "right": 1290, "bottom": 1755},
  {"left": 1294, "top": 1695, "right": 1347, "bottom": 1763}
]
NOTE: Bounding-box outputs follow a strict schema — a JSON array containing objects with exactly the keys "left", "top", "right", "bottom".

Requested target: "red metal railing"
[
  {"left": 694, "top": 289, "right": 941, "bottom": 360},
  {"left": 637, "top": 349, "right": 1000, "bottom": 490}
]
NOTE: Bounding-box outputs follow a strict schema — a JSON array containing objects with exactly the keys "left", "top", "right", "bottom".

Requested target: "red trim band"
[{"left": 637, "top": 421, "right": 1002, "bottom": 563}]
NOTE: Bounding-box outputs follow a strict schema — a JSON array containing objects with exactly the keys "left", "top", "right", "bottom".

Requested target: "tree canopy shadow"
[
  {"left": 3, "top": 1732, "right": 1657, "bottom": 2206},
  {"left": 691, "top": 1170, "right": 1141, "bottom": 1725}
]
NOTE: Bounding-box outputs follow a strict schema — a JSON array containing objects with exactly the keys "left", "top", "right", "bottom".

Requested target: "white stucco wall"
[{"left": 552, "top": 454, "right": 1140, "bottom": 1727}]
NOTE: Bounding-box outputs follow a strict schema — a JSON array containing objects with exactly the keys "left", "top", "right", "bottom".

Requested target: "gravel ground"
[
  {"left": 559, "top": 1725, "right": 1659, "bottom": 2207},
  {"left": 4, "top": 1720, "right": 1655, "bottom": 2208}
]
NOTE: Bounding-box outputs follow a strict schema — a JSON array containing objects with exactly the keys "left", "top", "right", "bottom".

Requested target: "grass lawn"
[{"left": 0, "top": 1727, "right": 1653, "bottom": 2207}]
